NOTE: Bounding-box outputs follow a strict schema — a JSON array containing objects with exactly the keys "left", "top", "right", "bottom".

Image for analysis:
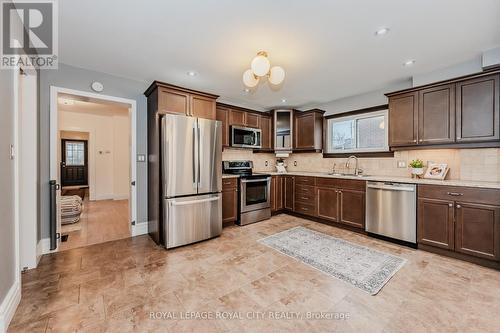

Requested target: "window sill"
[{"left": 323, "top": 151, "right": 394, "bottom": 158}]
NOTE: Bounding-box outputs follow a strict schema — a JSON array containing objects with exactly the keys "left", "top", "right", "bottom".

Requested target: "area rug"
[{"left": 258, "top": 226, "right": 407, "bottom": 295}]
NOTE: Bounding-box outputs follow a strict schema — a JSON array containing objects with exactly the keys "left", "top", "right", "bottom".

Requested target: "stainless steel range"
[{"left": 222, "top": 161, "right": 271, "bottom": 225}]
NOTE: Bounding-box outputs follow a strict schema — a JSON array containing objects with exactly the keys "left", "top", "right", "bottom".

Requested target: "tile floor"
[{"left": 8, "top": 215, "right": 500, "bottom": 332}]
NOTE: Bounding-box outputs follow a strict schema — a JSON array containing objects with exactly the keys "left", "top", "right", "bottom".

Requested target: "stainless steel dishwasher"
[{"left": 366, "top": 181, "right": 417, "bottom": 245}]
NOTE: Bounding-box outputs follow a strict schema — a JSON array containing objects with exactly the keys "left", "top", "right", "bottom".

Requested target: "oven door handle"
[{"left": 241, "top": 178, "right": 270, "bottom": 183}]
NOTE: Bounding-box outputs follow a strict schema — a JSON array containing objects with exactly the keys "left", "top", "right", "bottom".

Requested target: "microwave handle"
[{"left": 252, "top": 131, "right": 257, "bottom": 146}]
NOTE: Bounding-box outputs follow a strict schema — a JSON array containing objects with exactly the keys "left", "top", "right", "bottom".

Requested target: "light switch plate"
[
  {"left": 397, "top": 161, "right": 406, "bottom": 168},
  {"left": 137, "top": 154, "right": 146, "bottom": 162}
]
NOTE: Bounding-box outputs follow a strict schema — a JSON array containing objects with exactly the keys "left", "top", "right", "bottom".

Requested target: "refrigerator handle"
[
  {"left": 197, "top": 123, "right": 201, "bottom": 188},
  {"left": 192, "top": 122, "right": 197, "bottom": 189}
]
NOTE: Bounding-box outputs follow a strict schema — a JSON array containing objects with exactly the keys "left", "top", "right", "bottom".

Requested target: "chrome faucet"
[{"left": 345, "top": 155, "right": 360, "bottom": 175}]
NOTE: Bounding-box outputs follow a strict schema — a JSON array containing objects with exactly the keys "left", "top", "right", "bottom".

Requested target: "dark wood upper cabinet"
[
  {"left": 190, "top": 94, "right": 216, "bottom": 120},
  {"left": 246, "top": 113, "right": 260, "bottom": 128},
  {"left": 456, "top": 74, "right": 500, "bottom": 143},
  {"left": 387, "top": 70, "right": 500, "bottom": 149},
  {"left": 418, "top": 84, "right": 455, "bottom": 144},
  {"left": 216, "top": 106, "right": 229, "bottom": 147},
  {"left": 229, "top": 109, "right": 246, "bottom": 126},
  {"left": 455, "top": 202, "right": 500, "bottom": 261},
  {"left": 293, "top": 109, "right": 324, "bottom": 151},
  {"left": 388, "top": 92, "right": 418, "bottom": 146},
  {"left": 157, "top": 87, "right": 190, "bottom": 115},
  {"left": 418, "top": 197, "right": 455, "bottom": 250},
  {"left": 260, "top": 115, "right": 272, "bottom": 150}
]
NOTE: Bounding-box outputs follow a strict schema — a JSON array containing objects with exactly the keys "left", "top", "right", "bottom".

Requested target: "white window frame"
[{"left": 326, "top": 109, "right": 389, "bottom": 154}]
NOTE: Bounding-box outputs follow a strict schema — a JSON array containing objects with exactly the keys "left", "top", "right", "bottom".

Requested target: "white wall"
[{"left": 58, "top": 108, "right": 130, "bottom": 201}]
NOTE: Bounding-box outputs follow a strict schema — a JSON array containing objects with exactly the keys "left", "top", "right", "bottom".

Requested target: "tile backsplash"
[{"left": 223, "top": 148, "right": 500, "bottom": 183}]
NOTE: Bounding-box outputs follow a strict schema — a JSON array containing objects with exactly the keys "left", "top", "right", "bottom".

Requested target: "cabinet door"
[
  {"left": 455, "top": 202, "right": 500, "bottom": 261},
  {"left": 418, "top": 198, "right": 455, "bottom": 250},
  {"left": 284, "top": 176, "right": 295, "bottom": 210},
  {"left": 271, "top": 176, "right": 277, "bottom": 212},
  {"left": 456, "top": 74, "right": 500, "bottom": 143},
  {"left": 229, "top": 109, "right": 246, "bottom": 126},
  {"left": 294, "top": 113, "right": 315, "bottom": 149},
  {"left": 389, "top": 92, "right": 418, "bottom": 146},
  {"left": 317, "top": 187, "right": 339, "bottom": 222},
  {"left": 246, "top": 113, "right": 260, "bottom": 128},
  {"left": 216, "top": 106, "right": 229, "bottom": 147},
  {"left": 339, "top": 189, "right": 365, "bottom": 229},
  {"left": 190, "top": 95, "right": 216, "bottom": 119},
  {"left": 222, "top": 189, "right": 238, "bottom": 224},
  {"left": 158, "top": 88, "right": 189, "bottom": 115},
  {"left": 260, "top": 115, "right": 272, "bottom": 149},
  {"left": 418, "top": 84, "right": 455, "bottom": 144},
  {"left": 276, "top": 176, "right": 283, "bottom": 210}
]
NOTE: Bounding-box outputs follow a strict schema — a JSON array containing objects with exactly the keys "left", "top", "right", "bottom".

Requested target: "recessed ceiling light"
[
  {"left": 281, "top": 98, "right": 287, "bottom": 103},
  {"left": 187, "top": 71, "right": 197, "bottom": 77},
  {"left": 375, "top": 27, "right": 390, "bottom": 36},
  {"left": 403, "top": 59, "right": 416, "bottom": 67}
]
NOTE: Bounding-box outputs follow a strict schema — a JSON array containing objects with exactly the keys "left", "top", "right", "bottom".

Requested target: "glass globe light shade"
[
  {"left": 242, "top": 69, "right": 259, "bottom": 88},
  {"left": 251, "top": 54, "right": 271, "bottom": 77},
  {"left": 268, "top": 66, "right": 285, "bottom": 85}
]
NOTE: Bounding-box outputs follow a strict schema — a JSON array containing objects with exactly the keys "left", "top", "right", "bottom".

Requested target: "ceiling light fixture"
[
  {"left": 187, "top": 71, "right": 197, "bottom": 77},
  {"left": 375, "top": 27, "right": 390, "bottom": 36},
  {"left": 281, "top": 98, "right": 287, "bottom": 103},
  {"left": 243, "top": 51, "right": 285, "bottom": 88},
  {"left": 403, "top": 59, "right": 416, "bottom": 67}
]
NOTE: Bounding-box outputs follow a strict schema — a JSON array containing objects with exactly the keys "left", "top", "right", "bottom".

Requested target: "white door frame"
[{"left": 49, "top": 86, "right": 143, "bottom": 251}]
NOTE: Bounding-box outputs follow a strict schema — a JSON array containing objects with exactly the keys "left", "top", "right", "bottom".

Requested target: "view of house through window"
[{"left": 326, "top": 109, "right": 388, "bottom": 154}]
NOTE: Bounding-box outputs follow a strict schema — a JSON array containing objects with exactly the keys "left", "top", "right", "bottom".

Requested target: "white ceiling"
[{"left": 59, "top": 0, "right": 500, "bottom": 110}]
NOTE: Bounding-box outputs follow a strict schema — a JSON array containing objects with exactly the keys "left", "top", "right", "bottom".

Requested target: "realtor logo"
[{"left": 1, "top": 0, "right": 58, "bottom": 69}]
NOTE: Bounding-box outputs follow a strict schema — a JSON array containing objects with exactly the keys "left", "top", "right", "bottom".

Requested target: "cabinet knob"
[
  {"left": 456, "top": 204, "right": 461, "bottom": 209},
  {"left": 448, "top": 203, "right": 453, "bottom": 207},
  {"left": 419, "top": 139, "right": 423, "bottom": 142},
  {"left": 413, "top": 139, "right": 417, "bottom": 143}
]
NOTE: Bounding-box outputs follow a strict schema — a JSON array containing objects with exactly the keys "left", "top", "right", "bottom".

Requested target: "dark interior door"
[{"left": 61, "top": 139, "right": 88, "bottom": 187}]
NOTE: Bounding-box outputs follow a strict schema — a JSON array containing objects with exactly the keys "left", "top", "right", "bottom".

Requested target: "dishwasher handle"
[{"left": 367, "top": 184, "right": 415, "bottom": 192}]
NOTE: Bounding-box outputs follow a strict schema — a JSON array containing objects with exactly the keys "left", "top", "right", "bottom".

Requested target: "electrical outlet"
[
  {"left": 137, "top": 154, "right": 146, "bottom": 162},
  {"left": 265, "top": 161, "right": 268, "bottom": 167},
  {"left": 397, "top": 161, "right": 407, "bottom": 168},
  {"left": 294, "top": 161, "right": 297, "bottom": 166}
]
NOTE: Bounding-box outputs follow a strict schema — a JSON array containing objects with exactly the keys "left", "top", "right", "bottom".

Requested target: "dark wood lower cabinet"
[
  {"left": 222, "top": 178, "right": 238, "bottom": 226},
  {"left": 284, "top": 176, "right": 295, "bottom": 211},
  {"left": 418, "top": 198, "right": 455, "bottom": 250},
  {"left": 417, "top": 184, "right": 500, "bottom": 266},
  {"left": 455, "top": 202, "right": 500, "bottom": 261},
  {"left": 339, "top": 189, "right": 365, "bottom": 229},
  {"left": 316, "top": 187, "right": 339, "bottom": 222},
  {"left": 271, "top": 176, "right": 283, "bottom": 212}
]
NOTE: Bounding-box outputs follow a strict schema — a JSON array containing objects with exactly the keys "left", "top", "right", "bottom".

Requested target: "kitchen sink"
[{"left": 327, "top": 172, "right": 370, "bottom": 177}]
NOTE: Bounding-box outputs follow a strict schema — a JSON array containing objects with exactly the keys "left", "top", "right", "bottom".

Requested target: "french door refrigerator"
[{"left": 161, "top": 114, "right": 222, "bottom": 248}]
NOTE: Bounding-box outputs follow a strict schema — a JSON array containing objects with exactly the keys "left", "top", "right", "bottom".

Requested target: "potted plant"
[{"left": 409, "top": 159, "right": 424, "bottom": 178}]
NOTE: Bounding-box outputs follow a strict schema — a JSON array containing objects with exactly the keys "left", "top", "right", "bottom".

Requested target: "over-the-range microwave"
[{"left": 231, "top": 126, "right": 262, "bottom": 148}]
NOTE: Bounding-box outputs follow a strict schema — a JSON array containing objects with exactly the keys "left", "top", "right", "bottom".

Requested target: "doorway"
[{"left": 49, "top": 86, "right": 140, "bottom": 252}]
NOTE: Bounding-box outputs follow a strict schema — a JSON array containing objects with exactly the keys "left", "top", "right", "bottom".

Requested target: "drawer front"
[
  {"left": 295, "top": 176, "right": 316, "bottom": 186},
  {"left": 294, "top": 202, "right": 317, "bottom": 216},
  {"left": 316, "top": 177, "right": 366, "bottom": 191},
  {"left": 222, "top": 178, "right": 238, "bottom": 189},
  {"left": 295, "top": 184, "right": 315, "bottom": 196},
  {"left": 418, "top": 185, "right": 500, "bottom": 205}
]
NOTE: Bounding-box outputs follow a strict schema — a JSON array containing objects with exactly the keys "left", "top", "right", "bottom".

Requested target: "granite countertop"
[
  {"left": 222, "top": 174, "right": 240, "bottom": 179},
  {"left": 255, "top": 171, "right": 500, "bottom": 190}
]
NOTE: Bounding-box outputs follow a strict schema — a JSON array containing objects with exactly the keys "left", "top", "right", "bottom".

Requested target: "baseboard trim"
[
  {"left": 93, "top": 194, "right": 129, "bottom": 201},
  {"left": 0, "top": 280, "right": 21, "bottom": 333},
  {"left": 132, "top": 221, "right": 148, "bottom": 237}
]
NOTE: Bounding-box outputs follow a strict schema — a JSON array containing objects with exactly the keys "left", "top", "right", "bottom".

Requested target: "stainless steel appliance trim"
[
  {"left": 240, "top": 176, "right": 271, "bottom": 213},
  {"left": 240, "top": 208, "right": 271, "bottom": 226},
  {"left": 365, "top": 181, "right": 417, "bottom": 243},
  {"left": 240, "top": 178, "right": 270, "bottom": 183},
  {"left": 192, "top": 122, "right": 197, "bottom": 189},
  {"left": 231, "top": 126, "right": 262, "bottom": 148},
  {"left": 170, "top": 196, "right": 220, "bottom": 206}
]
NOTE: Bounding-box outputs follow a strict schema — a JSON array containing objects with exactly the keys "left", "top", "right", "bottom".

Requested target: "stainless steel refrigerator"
[{"left": 161, "top": 114, "right": 222, "bottom": 248}]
